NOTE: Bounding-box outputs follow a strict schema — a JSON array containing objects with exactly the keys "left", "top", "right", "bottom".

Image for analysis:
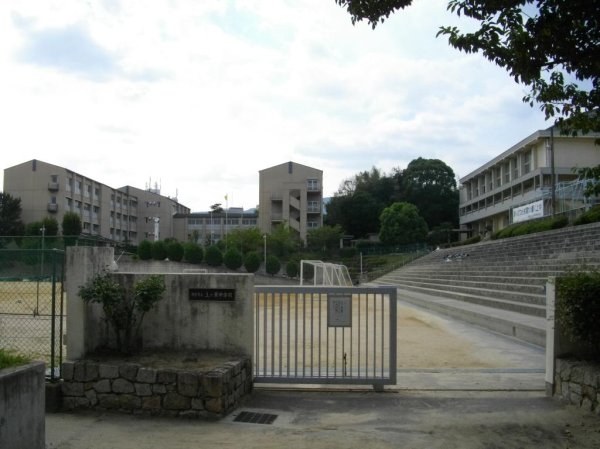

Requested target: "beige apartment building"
[
  {"left": 459, "top": 127, "right": 600, "bottom": 237},
  {"left": 3, "top": 159, "right": 189, "bottom": 244},
  {"left": 259, "top": 161, "right": 323, "bottom": 243}
]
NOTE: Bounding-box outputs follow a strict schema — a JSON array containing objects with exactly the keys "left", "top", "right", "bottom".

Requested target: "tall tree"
[
  {"left": 62, "top": 212, "right": 82, "bottom": 236},
  {"left": 395, "top": 158, "right": 459, "bottom": 229},
  {"left": 335, "top": 0, "right": 600, "bottom": 135},
  {"left": 0, "top": 192, "right": 24, "bottom": 237},
  {"left": 379, "top": 202, "right": 428, "bottom": 245}
]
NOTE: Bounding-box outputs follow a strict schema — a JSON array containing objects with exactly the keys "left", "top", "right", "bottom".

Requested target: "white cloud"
[{"left": 0, "top": 0, "right": 549, "bottom": 212}]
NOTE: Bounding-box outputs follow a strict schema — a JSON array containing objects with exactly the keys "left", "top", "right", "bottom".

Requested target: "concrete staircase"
[{"left": 370, "top": 222, "right": 600, "bottom": 347}]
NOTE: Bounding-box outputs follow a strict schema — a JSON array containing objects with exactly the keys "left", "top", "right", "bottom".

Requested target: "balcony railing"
[{"left": 47, "top": 203, "right": 58, "bottom": 213}]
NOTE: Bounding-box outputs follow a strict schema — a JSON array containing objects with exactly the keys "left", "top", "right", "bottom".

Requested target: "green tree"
[
  {"left": 307, "top": 225, "right": 344, "bottom": 252},
  {"left": 166, "top": 240, "right": 184, "bottom": 262},
  {"left": 379, "top": 202, "right": 428, "bottom": 246},
  {"left": 183, "top": 242, "right": 203, "bottom": 264},
  {"left": 266, "top": 255, "right": 281, "bottom": 275},
  {"left": 78, "top": 274, "right": 165, "bottom": 354},
  {"left": 205, "top": 245, "right": 223, "bottom": 267},
  {"left": 326, "top": 167, "right": 395, "bottom": 238},
  {"left": 0, "top": 192, "right": 25, "bottom": 241},
  {"left": 286, "top": 260, "right": 299, "bottom": 278},
  {"left": 138, "top": 240, "right": 153, "bottom": 260},
  {"left": 151, "top": 240, "right": 167, "bottom": 260},
  {"left": 335, "top": 0, "right": 600, "bottom": 135},
  {"left": 62, "top": 212, "right": 82, "bottom": 246},
  {"left": 326, "top": 190, "right": 384, "bottom": 238},
  {"left": 224, "top": 227, "right": 264, "bottom": 254},
  {"left": 268, "top": 224, "right": 302, "bottom": 258},
  {"left": 395, "top": 158, "right": 459, "bottom": 230},
  {"left": 223, "top": 247, "right": 243, "bottom": 270},
  {"left": 243, "top": 251, "right": 261, "bottom": 273}
]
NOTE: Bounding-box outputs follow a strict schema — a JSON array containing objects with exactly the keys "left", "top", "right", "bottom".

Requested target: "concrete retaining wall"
[
  {"left": 66, "top": 247, "right": 254, "bottom": 359},
  {"left": 0, "top": 361, "right": 45, "bottom": 449},
  {"left": 554, "top": 358, "right": 600, "bottom": 415},
  {"left": 60, "top": 358, "right": 252, "bottom": 418}
]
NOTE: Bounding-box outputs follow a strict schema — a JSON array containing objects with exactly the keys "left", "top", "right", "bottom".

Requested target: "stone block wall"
[
  {"left": 554, "top": 358, "right": 600, "bottom": 415},
  {"left": 60, "top": 358, "right": 252, "bottom": 419}
]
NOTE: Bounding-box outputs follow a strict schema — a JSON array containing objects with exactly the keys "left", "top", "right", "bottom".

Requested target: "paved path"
[
  {"left": 45, "top": 300, "right": 600, "bottom": 449},
  {"left": 46, "top": 389, "right": 600, "bottom": 449}
]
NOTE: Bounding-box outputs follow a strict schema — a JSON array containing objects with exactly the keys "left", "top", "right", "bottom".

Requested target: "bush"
[
  {"left": 166, "top": 241, "right": 184, "bottom": 262},
  {"left": 137, "top": 240, "right": 153, "bottom": 260},
  {"left": 0, "top": 349, "right": 30, "bottom": 369},
  {"left": 244, "top": 251, "right": 261, "bottom": 273},
  {"left": 339, "top": 247, "right": 357, "bottom": 258},
  {"left": 491, "top": 215, "right": 569, "bottom": 240},
  {"left": 205, "top": 245, "right": 223, "bottom": 267},
  {"left": 556, "top": 271, "right": 600, "bottom": 360},
  {"left": 573, "top": 205, "right": 600, "bottom": 225},
  {"left": 183, "top": 242, "right": 203, "bottom": 264},
  {"left": 152, "top": 240, "right": 167, "bottom": 260},
  {"left": 266, "top": 255, "right": 281, "bottom": 275},
  {"left": 78, "top": 274, "right": 166, "bottom": 354},
  {"left": 223, "top": 248, "right": 243, "bottom": 270},
  {"left": 286, "top": 260, "right": 298, "bottom": 278}
]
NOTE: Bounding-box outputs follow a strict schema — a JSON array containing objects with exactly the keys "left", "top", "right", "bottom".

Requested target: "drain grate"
[{"left": 234, "top": 411, "right": 278, "bottom": 425}]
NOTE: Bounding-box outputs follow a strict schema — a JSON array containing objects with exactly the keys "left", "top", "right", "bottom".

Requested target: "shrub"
[
  {"left": 0, "top": 349, "right": 30, "bottom": 369},
  {"left": 183, "top": 242, "right": 203, "bottom": 264},
  {"left": 205, "top": 245, "right": 223, "bottom": 267},
  {"left": 151, "top": 241, "right": 167, "bottom": 260},
  {"left": 340, "top": 247, "right": 357, "bottom": 258},
  {"left": 78, "top": 274, "right": 166, "bottom": 354},
  {"left": 166, "top": 241, "right": 184, "bottom": 262},
  {"left": 573, "top": 205, "right": 600, "bottom": 225},
  {"left": 286, "top": 260, "right": 298, "bottom": 278},
  {"left": 244, "top": 251, "right": 261, "bottom": 273},
  {"left": 266, "top": 255, "right": 281, "bottom": 275},
  {"left": 556, "top": 271, "right": 600, "bottom": 360},
  {"left": 223, "top": 248, "right": 243, "bottom": 270},
  {"left": 137, "top": 240, "right": 153, "bottom": 260}
]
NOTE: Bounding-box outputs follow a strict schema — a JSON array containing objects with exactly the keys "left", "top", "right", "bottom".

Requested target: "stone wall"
[
  {"left": 60, "top": 357, "right": 252, "bottom": 419},
  {"left": 554, "top": 358, "right": 600, "bottom": 415}
]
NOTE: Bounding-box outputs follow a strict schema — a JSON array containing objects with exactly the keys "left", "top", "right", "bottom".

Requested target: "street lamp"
[{"left": 263, "top": 234, "right": 267, "bottom": 272}]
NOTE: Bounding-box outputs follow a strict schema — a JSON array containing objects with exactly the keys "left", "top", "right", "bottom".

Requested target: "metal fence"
[
  {"left": 254, "top": 285, "right": 397, "bottom": 389},
  {"left": 0, "top": 249, "right": 65, "bottom": 380}
]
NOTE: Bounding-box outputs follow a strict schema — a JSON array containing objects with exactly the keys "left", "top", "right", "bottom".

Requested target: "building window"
[
  {"left": 512, "top": 158, "right": 519, "bottom": 179},
  {"left": 307, "top": 221, "right": 319, "bottom": 229},
  {"left": 522, "top": 152, "right": 531, "bottom": 175},
  {"left": 504, "top": 162, "right": 510, "bottom": 183},
  {"left": 307, "top": 179, "right": 319, "bottom": 191}
]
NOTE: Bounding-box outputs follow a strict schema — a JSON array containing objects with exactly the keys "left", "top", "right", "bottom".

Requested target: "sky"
[{"left": 0, "top": 0, "right": 550, "bottom": 212}]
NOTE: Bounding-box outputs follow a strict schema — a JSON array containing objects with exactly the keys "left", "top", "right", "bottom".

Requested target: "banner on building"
[{"left": 512, "top": 199, "right": 544, "bottom": 223}]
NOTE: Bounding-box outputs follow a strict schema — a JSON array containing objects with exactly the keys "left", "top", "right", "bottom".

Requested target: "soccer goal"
[{"left": 299, "top": 260, "right": 353, "bottom": 287}]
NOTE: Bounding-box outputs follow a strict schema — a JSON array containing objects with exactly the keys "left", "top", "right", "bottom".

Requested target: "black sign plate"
[{"left": 189, "top": 288, "right": 235, "bottom": 301}]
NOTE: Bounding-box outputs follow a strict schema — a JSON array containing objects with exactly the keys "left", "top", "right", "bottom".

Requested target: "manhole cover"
[{"left": 234, "top": 411, "right": 278, "bottom": 425}]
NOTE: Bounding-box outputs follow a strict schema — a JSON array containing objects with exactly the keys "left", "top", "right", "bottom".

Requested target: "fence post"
[{"left": 545, "top": 277, "right": 555, "bottom": 396}]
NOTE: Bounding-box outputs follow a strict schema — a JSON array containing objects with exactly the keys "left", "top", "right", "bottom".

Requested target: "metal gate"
[{"left": 254, "top": 285, "right": 396, "bottom": 388}]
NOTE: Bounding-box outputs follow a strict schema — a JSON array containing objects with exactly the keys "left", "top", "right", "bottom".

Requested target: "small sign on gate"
[{"left": 327, "top": 295, "right": 352, "bottom": 327}]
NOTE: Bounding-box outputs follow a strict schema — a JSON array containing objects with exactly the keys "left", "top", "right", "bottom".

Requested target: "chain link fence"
[{"left": 0, "top": 248, "right": 65, "bottom": 380}]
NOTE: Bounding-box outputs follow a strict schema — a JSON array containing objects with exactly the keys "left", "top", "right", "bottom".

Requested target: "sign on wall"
[
  {"left": 189, "top": 288, "right": 235, "bottom": 301},
  {"left": 512, "top": 200, "right": 544, "bottom": 223},
  {"left": 327, "top": 295, "right": 352, "bottom": 327}
]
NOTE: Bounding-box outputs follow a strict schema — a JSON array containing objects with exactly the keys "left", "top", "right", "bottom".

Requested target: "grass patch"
[{"left": 0, "top": 349, "right": 31, "bottom": 369}]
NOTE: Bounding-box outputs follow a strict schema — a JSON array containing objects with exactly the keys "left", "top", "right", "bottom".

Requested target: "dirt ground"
[{"left": 396, "top": 305, "right": 500, "bottom": 369}]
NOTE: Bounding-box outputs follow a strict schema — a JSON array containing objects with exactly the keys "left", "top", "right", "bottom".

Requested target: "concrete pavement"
[
  {"left": 45, "top": 300, "right": 600, "bottom": 449},
  {"left": 46, "top": 389, "right": 600, "bottom": 449}
]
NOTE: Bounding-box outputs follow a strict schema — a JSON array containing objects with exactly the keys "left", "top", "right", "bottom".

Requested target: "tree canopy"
[
  {"left": 379, "top": 202, "right": 428, "bottom": 245},
  {"left": 395, "top": 158, "right": 458, "bottom": 229},
  {"left": 335, "top": 0, "right": 600, "bottom": 135},
  {"left": 0, "top": 192, "right": 24, "bottom": 237}
]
